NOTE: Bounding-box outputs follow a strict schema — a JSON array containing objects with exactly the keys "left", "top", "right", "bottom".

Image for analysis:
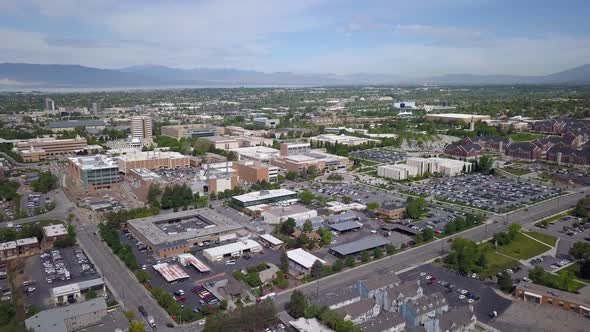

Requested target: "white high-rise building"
[
  {"left": 130, "top": 116, "right": 153, "bottom": 144},
  {"left": 44, "top": 98, "right": 55, "bottom": 111}
]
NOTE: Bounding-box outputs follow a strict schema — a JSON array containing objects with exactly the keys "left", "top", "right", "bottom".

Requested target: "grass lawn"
[
  {"left": 539, "top": 273, "right": 587, "bottom": 293},
  {"left": 496, "top": 233, "right": 552, "bottom": 259},
  {"left": 480, "top": 251, "right": 521, "bottom": 278},
  {"left": 562, "top": 262, "right": 590, "bottom": 284},
  {"left": 523, "top": 231, "right": 557, "bottom": 247},
  {"left": 506, "top": 132, "right": 545, "bottom": 142},
  {"left": 502, "top": 167, "right": 531, "bottom": 176},
  {"left": 537, "top": 211, "right": 572, "bottom": 226}
]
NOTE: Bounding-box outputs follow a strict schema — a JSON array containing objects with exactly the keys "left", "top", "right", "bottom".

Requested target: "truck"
[{"left": 147, "top": 315, "right": 156, "bottom": 327}]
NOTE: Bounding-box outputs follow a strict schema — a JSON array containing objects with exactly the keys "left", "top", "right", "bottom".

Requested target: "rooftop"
[
  {"left": 327, "top": 220, "right": 362, "bottom": 232},
  {"left": 330, "top": 235, "right": 391, "bottom": 256},
  {"left": 426, "top": 113, "right": 489, "bottom": 119},
  {"left": 357, "top": 311, "right": 406, "bottom": 332},
  {"left": 116, "top": 150, "right": 188, "bottom": 161},
  {"left": 515, "top": 281, "right": 590, "bottom": 307},
  {"left": 286, "top": 248, "right": 326, "bottom": 269},
  {"left": 202, "top": 239, "right": 261, "bottom": 257},
  {"left": 263, "top": 204, "right": 313, "bottom": 217},
  {"left": 232, "top": 189, "right": 297, "bottom": 204},
  {"left": 205, "top": 136, "right": 238, "bottom": 143},
  {"left": 259, "top": 234, "right": 284, "bottom": 246},
  {"left": 69, "top": 155, "right": 118, "bottom": 170},
  {"left": 43, "top": 224, "right": 68, "bottom": 238},
  {"left": 25, "top": 298, "right": 107, "bottom": 332},
  {"left": 16, "top": 237, "right": 39, "bottom": 246},
  {"left": 49, "top": 120, "right": 106, "bottom": 128}
]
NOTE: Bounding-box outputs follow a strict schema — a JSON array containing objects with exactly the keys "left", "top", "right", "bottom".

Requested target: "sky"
[{"left": 0, "top": 0, "right": 589, "bottom": 77}]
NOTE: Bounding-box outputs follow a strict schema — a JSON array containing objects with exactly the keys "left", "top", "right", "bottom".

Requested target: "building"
[
  {"left": 231, "top": 146, "right": 281, "bottom": 162},
  {"left": 43, "top": 224, "right": 69, "bottom": 245},
  {"left": 161, "top": 124, "right": 219, "bottom": 139},
  {"left": 286, "top": 248, "right": 327, "bottom": 277},
  {"left": 505, "top": 142, "right": 542, "bottom": 161},
  {"left": 25, "top": 298, "right": 108, "bottom": 332},
  {"left": 325, "top": 201, "right": 366, "bottom": 214},
  {"left": 225, "top": 126, "right": 269, "bottom": 137},
  {"left": 48, "top": 120, "right": 106, "bottom": 132},
  {"left": 15, "top": 136, "right": 88, "bottom": 161},
  {"left": 401, "top": 292, "right": 448, "bottom": 327},
  {"left": 50, "top": 278, "right": 106, "bottom": 304},
  {"left": 357, "top": 311, "right": 406, "bottom": 332},
  {"left": 230, "top": 189, "right": 298, "bottom": 209},
  {"left": 0, "top": 241, "right": 17, "bottom": 260},
  {"left": 116, "top": 151, "right": 190, "bottom": 174},
  {"left": 68, "top": 155, "right": 120, "bottom": 192},
  {"left": 406, "top": 157, "right": 471, "bottom": 177},
  {"left": 205, "top": 136, "right": 240, "bottom": 150},
  {"left": 190, "top": 164, "right": 238, "bottom": 195},
  {"left": 330, "top": 236, "right": 391, "bottom": 258},
  {"left": 126, "top": 208, "right": 244, "bottom": 258},
  {"left": 45, "top": 97, "right": 55, "bottom": 111},
  {"left": 310, "top": 134, "right": 378, "bottom": 146},
  {"left": 274, "top": 150, "right": 350, "bottom": 174},
  {"left": 546, "top": 147, "right": 590, "bottom": 166},
  {"left": 429, "top": 306, "right": 476, "bottom": 332},
  {"left": 203, "top": 239, "right": 262, "bottom": 262},
  {"left": 376, "top": 203, "right": 406, "bottom": 220},
  {"left": 130, "top": 116, "right": 153, "bottom": 144},
  {"left": 443, "top": 142, "right": 483, "bottom": 158},
  {"left": 468, "top": 136, "right": 511, "bottom": 153},
  {"left": 290, "top": 318, "right": 334, "bottom": 332},
  {"left": 259, "top": 234, "right": 285, "bottom": 250},
  {"left": 262, "top": 204, "right": 318, "bottom": 225},
  {"left": 514, "top": 281, "right": 590, "bottom": 317},
  {"left": 424, "top": 114, "right": 491, "bottom": 124},
  {"left": 280, "top": 142, "right": 311, "bottom": 156},
  {"left": 377, "top": 164, "right": 418, "bottom": 180},
  {"left": 253, "top": 117, "right": 280, "bottom": 127},
  {"left": 0, "top": 237, "right": 39, "bottom": 260},
  {"left": 234, "top": 160, "right": 279, "bottom": 184},
  {"left": 337, "top": 298, "right": 381, "bottom": 324},
  {"left": 393, "top": 101, "right": 417, "bottom": 109}
]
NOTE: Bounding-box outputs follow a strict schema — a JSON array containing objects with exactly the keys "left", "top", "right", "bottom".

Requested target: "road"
[
  {"left": 273, "top": 189, "right": 586, "bottom": 310},
  {"left": 1, "top": 188, "right": 75, "bottom": 226}
]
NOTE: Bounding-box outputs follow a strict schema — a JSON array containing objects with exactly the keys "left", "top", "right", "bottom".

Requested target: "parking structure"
[
  {"left": 407, "top": 174, "right": 561, "bottom": 212},
  {"left": 349, "top": 148, "right": 407, "bottom": 164}
]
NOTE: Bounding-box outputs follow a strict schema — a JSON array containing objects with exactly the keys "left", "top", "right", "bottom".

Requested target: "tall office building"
[
  {"left": 130, "top": 116, "right": 153, "bottom": 144},
  {"left": 91, "top": 101, "right": 102, "bottom": 114},
  {"left": 44, "top": 98, "right": 55, "bottom": 111}
]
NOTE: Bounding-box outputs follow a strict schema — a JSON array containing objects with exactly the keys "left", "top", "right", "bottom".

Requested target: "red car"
[{"left": 177, "top": 295, "right": 186, "bottom": 302}]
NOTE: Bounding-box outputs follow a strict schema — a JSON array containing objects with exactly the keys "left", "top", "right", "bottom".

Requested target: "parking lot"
[
  {"left": 309, "top": 182, "right": 403, "bottom": 207},
  {"left": 400, "top": 264, "right": 512, "bottom": 323},
  {"left": 350, "top": 148, "right": 407, "bottom": 164},
  {"left": 21, "top": 246, "right": 100, "bottom": 310},
  {"left": 21, "top": 192, "right": 49, "bottom": 216},
  {"left": 408, "top": 174, "right": 562, "bottom": 212}
]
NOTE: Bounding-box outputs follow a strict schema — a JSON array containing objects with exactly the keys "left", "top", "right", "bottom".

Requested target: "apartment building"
[
  {"left": 130, "top": 116, "right": 153, "bottom": 144},
  {"left": 116, "top": 151, "right": 190, "bottom": 174}
]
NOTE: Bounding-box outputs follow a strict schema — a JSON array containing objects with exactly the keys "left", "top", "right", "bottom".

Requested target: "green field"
[
  {"left": 480, "top": 252, "right": 521, "bottom": 278},
  {"left": 562, "top": 262, "right": 590, "bottom": 284},
  {"left": 540, "top": 273, "right": 586, "bottom": 293},
  {"left": 506, "top": 132, "right": 545, "bottom": 142},
  {"left": 523, "top": 231, "right": 558, "bottom": 247},
  {"left": 497, "top": 233, "right": 552, "bottom": 259},
  {"left": 502, "top": 167, "right": 531, "bottom": 176}
]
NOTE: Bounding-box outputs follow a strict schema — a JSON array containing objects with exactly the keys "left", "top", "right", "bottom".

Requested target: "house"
[
  {"left": 357, "top": 311, "right": 406, "bottom": 332},
  {"left": 358, "top": 274, "right": 401, "bottom": 300},
  {"left": 401, "top": 292, "right": 448, "bottom": 327},
  {"left": 337, "top": 299, "right": 381, "bottom": 324},
  {"left": 532, "top": 119, "right": 566, "bottom": 134},
  {"left": 505, "top": 142, "right": 542, "bottom": 160},
  {"left": 258, "top": 263, "right": 280, "bottom": 284},
  {"left": 434, "top": 306, "right": 477, "bottom": 332},
  {"left": 546, "top": 147, "right": 590, "bottom": 166},
  {"left": 469, "top": 136, "right": 511, "bottom": 152}
]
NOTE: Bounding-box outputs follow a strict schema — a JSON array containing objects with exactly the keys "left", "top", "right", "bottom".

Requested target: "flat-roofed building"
[
  {"left": 280, "top": 142, "right": 311, "bottom": 156},
  {"left": 262, "top": 204, "right": 318, "bottom": 225},
  {"left": 230, "top": 189, "right": 298, "bottom": 209},
  {"left": 235, "top": 160, "right": 279, "bottom": 184},
  {"left": 274, "top": 150, "right": 350, "bottom": 174},
  {"left": 25, "top": 297, "right": 108, "bottom": 332},
  {"left": 43, "top": 224, "right": 69, "bottom": 245},
  {"left": 286, "top": 248, "right": 327, "bottom": 277},
  {"left": 130, "top": 116, "right": 153, "bottom": 144},
  {"left": 310, "top": 134, "right": 378, "bottom": 146},
  {"left": 236, "top": 136, "right": 273, "bottom": 148},
  {"left": 253, "top": 117, "right": 280, "bottom": 128},
  {"left": 15, "top": 136, "right": 88, "bottom": 161},
  {"left": 48, "top": 120, "right": 106, "bottom": 132},
  {"left": 406, "top": 157, "right": 471, "bottom": 177},
  {"left": 377, "top": 164, "right": 418, "bottom": 180},
  {"left": 330, "top": 236, "right": 391, "bottom": 258},
  {"left": 514, "top": 281, "right": 590, "bottom": 317},
  {"left": 126, "top": 208, "right": 244, "bottom": 258},
  {"left": 49, "top": 278, "right": 106, "bottom": 305},
  {"left": 203, "top": 239, "right": 262, "bottom": 262},
  {"left": 376, "top": 203, "right": 406, "bottom": 220},
  {"left": 68, "top": 155, "right": 120, "bottom": 192},
  {"left": 424, "top": 113, "right": 491, "bottom": 124},
  {"left": 0, "top": 241, "right": 17, "bottom": 261},
  {"left": 16, "top": 237, "right": 40, "bottom": 256},
  {"left": 231, "top": 146, "right": 281, "bottom": 162},
  {"left": 116, "top": 151, "right": 190, "bottom": 174},
  {"left": 205, "top": 136, "right": 240, "bottom": 150},
  {"left": 161, "top": 124, "right": 219, "bottom": 140},
  {"left": 259, "top": 234, "right": 285, "bottom": 250}
]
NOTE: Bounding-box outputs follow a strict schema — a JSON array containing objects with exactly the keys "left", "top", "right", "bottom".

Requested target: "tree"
[
  {"left": 345, "top": 256, "right": 355, "bottom": 267},
  {"left": 528, "top": 266, "right": 546, "bottom": 283},
  {"left": 306, "top": 166, "right": 319, "bottom": 178},
  {"left": 226, "top": 151, "right": 239, "bottom": 161},
  {"left": 310, "top": 260, "right": 324, "bottom": 279},
  {"left": 385, "top": 244, "right": 396, "bottom": 255},
  {"left": 569, "top": 242, "right": 590, "bottom": 261},
  {"left": 129, "top": 321, "right": 145, "bottom": 332},
  {"left": 444, "top": 238, "right": 484, "bottom": 273},
  {"left": 497, "top": 272, "right": 513, "bottom": 292},
  {"left": 320, "top": 228, "right": 332, "bottom": 246},
  {"left": 332, "top": 259, "right": 343, "bottom": 272},
  {"left": 580, "top": 260, "right": 590, "bottom": 279},
  {"left": 135, "top": 269, "right": 150, "bottom": 284},
  {"left": 280, "top": 218, "right": 296, "bottom": 235},
  {"left": 406, "top": 197, "right": 427, "bottom": 219},
  {"left": 302, "top": 220, "right": 313, "bottom": 233},
  {"left": 124, "top": 310, "right": 135, "bottom": 321},
  {"left": 361, "top": 251, "right": 370, "bottom": 263},
  {"left": 478, "top": 155, "right": 493, "bottom": 173},
  {"left": 373, "top": 247, "right": 383, "bottom": 259},
  {"left": 287, "top": 290, "right": 307, "bottom": 319},
  {"left": 508, "top": 223, "right": 522, "bottom": 240},
  {"left": 298, "top": 190, "right": 314, "bottom": 205},
  {"left": 31, "top": 171, "right": 58, "bottom": 193},
  {"left": 366, "top": 202, "right": 379, "bottom": 210},
  {"left": 421, "top": 228, "right": 434, "bottom": 241},
  {"left": 280, "top": 252, "right": 289, "bottom": 274},
  {"left": 147, "top": 183, "right": 161, "bottom": 205},
  {"left": 286, "top": 171, "right": 298, "bottom": 181}
]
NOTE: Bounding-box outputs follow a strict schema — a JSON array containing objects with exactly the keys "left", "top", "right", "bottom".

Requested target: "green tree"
[
  {"left": 280, "top": 218, "right": 296, "bottom": 235},
  {"left": 310, "top": 260, "right": 324, "bottom": 279},
  {"left": 478, "top": 155, "right": 493, "bottom": 173},
  {"left": 361, "top": 251, "right": 370, "bottom": 263},
  {"left": 385, "top": 244, "right": 396, "bottom": 255},
  {"left": 497, "top": 272, "right": 513, "bottom": 292},
  {"left": 332, "top": 259, "right": 343, "bottom": 272},
  {"left": 373, "top": 247, "right": 383, "bottom": 259},
  {"left": 147, "top": 183, "right": 161, "bottom": 205},
  {"left": 528, "top": 266, "right": 546, "bottom": 283},
  {"left": 298, "top": 190, "right": 314, "bottom": 205},
  {"left": 421, "top": 228, "right": 434, "bottom": 241},
  {"left": 570, "top": 242, "right": 590, "bottom": 261},
  {"left": 345, "top": 256, "right": 355, "bottom": 267},
  {"left": 406, "top": 197, "right": 427, "bottom": 219},
  {"left": 507, "top": 223, "right": 522, "bottom": 240},
  {"left": 286, "top": 171, "right": 298, "bottom": 181},
  {"left": 129, "top": 321, "right": 145, "bottom": 332},
  {"left": 342, "top": 196, "right": 352, "bottom": 204},
  {"left": 280, "top": 252, "right": 290, "bottom": 274},
  {"left": 135, "top": 269, "right": 150, "bottom": 284},
  {"left": 287, "top": 290, "right": 307, "bottom": 319},
  {"left": 302, "top": 220, "right": 313, "bottom": 233},
  {"left": 31, "top": 171, "right": 58, "bottom": 193},
  {"left": 320, "top": 228, "right": 332, "bottom": 246},
  {"left": 124, "top": 310, "right": 135, "bottom": 321},
  {"left": 580, "top": 260, "right": 590, "bottom": 279},
  {"left": 226, "top": 151, "right": 239, "bottom": 161},
  {"left": 366, "top": 202, "right": 380, "bottom": 210}
]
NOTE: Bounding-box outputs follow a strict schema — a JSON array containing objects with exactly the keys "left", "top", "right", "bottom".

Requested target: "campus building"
[
  {"left": 514, "top": 282, "right": 590, "bottom": 318},
  {"left": 161, "top": 124, "right": 219, "bottom": 139},
  {"left": 406, "top": 157, "right": 471, "bottom": 177},
  {"left": 253, "top": 117, "right": 280, "bottom": 127},
  {"left": 230, "top": 189, "right": 298, "bottom": 209},
  {"left": 424, "top": 113, "right": 491, "bottom": 124},
  {"left": 130, "top": 116, "right": 153, "bottom": 144},
  {"left": 234, "top": 160, "right": 279, "bottom": 184},
  {"left": 48, "top": 120, "right": 106, "bottom": 132},
  {"left": 231, "top": 146, "right": 281, "bottom": 162},
  {"left": 309, "top": 134, "right": 378, "bottom": 146},
  {"left": 0, "top": 237, "right": 40, "bottom": 260},
  {"left": 205, "top": 136, "right": 240, "bottom": 150},
  {"left": 261, "top": 204, "right": 318, "bottom": 225},
  {"left": 15, "top": 136, "right": 88, "bottom": 161},
  {"left": 68, "top": 155, "right": 120, "bottom": 192},
  {"left": 280, "top": 142, "right": 311, "bottom": 156},
  {"left": 273, "top": 150, "right": 350, "bottom": 174},
  {"left": 116, "top": 151, "right": 190, "bottom": 174},
  {"left": 377, "top": 164, "right": 418, "bottom": 180},
  {"left": 126, "top": 208, "right": 244, "bottom": 258},
  {"left": 504, "top": 142, "right": 542, "bottom": 161}
]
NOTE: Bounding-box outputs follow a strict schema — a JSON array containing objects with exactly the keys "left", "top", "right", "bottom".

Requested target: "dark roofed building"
[
  {"left": 469, "top": 136, "right": 511, "bottom": 151},
  {"left": 49, "top": 120, "right": 107, "bottom": 131},
  {"left": 336, "top": 298, "right": 381, "bottom": 324},
  {"left": 505, "top": 142, "right": 542, "bottom": 160},
  {"left": 376, "top": 203, "right": 406, "bottom": 220},
  {"left": 357, "top": 311, "right": 406, "bottom": 332},
  {"left": 330, "top": 236, "right": 391, "bottom": 257},
  {"left": 444, "top": 142, "right": 482, "bottom": 158},
  {"left": 435, "top": 306, "right": 477, "bottom": 332},
  {"left": 327, "top": 220, "right": 362, "bottom": 233},
  {"left": 547, "top": 146, "right": 590, "bottom": 166}
]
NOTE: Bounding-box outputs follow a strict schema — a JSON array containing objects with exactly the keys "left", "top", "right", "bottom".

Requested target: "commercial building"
[
  {"left": 68, "top": 155, "right": 120, "bottom": 192},
  {"left": 116, "top": 151, "right": 190, "bottom": 174},
  {"left": 424, "top": 113, "right": 491, "bottom": 124},
  {"left": 514, "top": 281, "right": 590, "bottom": 317},
  {"left": 376, "top": 203, "right": 406, "bottom": 220},
  {"left": 15, "top": 136, "right": 88, "bottom": 161},
  {"left": 161, "top": 124, "right": 219, "bottom": 139},
  {"left": 205, "top": 136, "right": 240, "bottom": 150},
  {"left": 286, "top": 248, "right": 326, "bottom": 277},
  {"left": 225, "top": 126, "right": 269, "bottom": 137},
  {"left": 406, "top": 157, "right": 471, "bottom": 177},
  {"left": 274, "top": 150, "right": 350, "bottom": 174},
  {"left": 231, "top": 146, "right": 281, "bottom": 162},
  {"left": 25, "top": 298, "right": 108, "bottom": 332},
  {"left": 0, "top": 237, "right": 39, "bottom": 260},
  {"left": 262, "top": 204, "right": 318, "bottom": 225},
  {"left": 203, "top": 239, "right": 262, "bottom": 262},
  {"left": 393, "top": 101, "right": 416, "bottom": 109},
  {"left": 48, "top": 120, "right": 106, "bottom": 132},
  {"left": 259, "top": 234, "right": 285, "bottom": 250},
  {"left": 234, "top": 160, "right": 279, "bottom": 184},
  {"left": 126, "top": 208, "right": 244, "bottom": 258},
  {"left": 190, "top": 162, "right": 238, "bottom": 195},
  {"left": 43, "top": 224, "right": 69, "bottom": 246},
  {"left": 325, "top": 201, "right": 366, "bottom": 214},
  {"left": 230, "top": 189, "right": 298, "bottom": 209},
  {"left": 444, "top": 142, "right": 483, "bottom": 158},
  {"left": 153, "top": 263, "right": 190, "bottom": 283},
  {"left": 377, "top": 164, "right": 418, "bottom": 180},
  {"left": 310, "top": 134, "right": 378, "bottom": 146},
  {"left": 330, "top": 236, "right": 391, "bottom": 258},
  {"left": 235, "top": 136, "right": 273, "bottom": 148},
  {"left": 130, "top": 116, "right": 153, "bottom": 144},
  {"left": 253, "top": 117, "right": 280, "bottom": 127},
  {"left": 280, "top": 142, "right": 311, "bottom": 156},
  {"left": 50, "top": 278, "right": 106, "bottom": 304}
]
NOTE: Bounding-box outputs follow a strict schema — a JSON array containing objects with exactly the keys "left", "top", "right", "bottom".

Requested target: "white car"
[
  {"left": 425, "top": 275, "right": 432, "bottom": 280},
  {"left": 226, "top": 260, "right": 236, "bottom": 265},
  {"left": 468, "top": 299, "right": 475, "bottom": 304},
  {"left": 460, "top": 289, "right": 468, "bottom": 295},
  {"left": 458, "top": 295, "right": 466, "bottom": 300},
  {"left": 419, "top": 272, "right": 427, "bottom": 277}
]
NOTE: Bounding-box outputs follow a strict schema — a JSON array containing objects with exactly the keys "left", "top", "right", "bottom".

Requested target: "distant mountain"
[{"left": 0, "top": 62, "right": 589, "bottom": 88}]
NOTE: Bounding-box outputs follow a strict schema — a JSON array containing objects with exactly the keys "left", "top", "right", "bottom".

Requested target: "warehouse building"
[
  {"left": 286, "top": 248, "right": 327, "bottom": 277},
  {"left": 25, "top": 297, "right": 108, "bottom": 332},
  {"left": 330, "top": 236, "right": 391, "bottom": 258},
  {"left": 68, "top": 155, "right": 121, "bottom": 192},
  {"left": 50, "top": 278, "right": 106, "bottom": 305},
  {"left": 203, "top": 239, "right": 262, "bottom": 262},
  {"left": 126, "top": 208, "right": 244, "bottom": 258},
  {"left": 230, "top": 189, "right": 298, "bottom": 209},
  {"left": 262, "top": 204, "right": 318, "bottom": 225}
]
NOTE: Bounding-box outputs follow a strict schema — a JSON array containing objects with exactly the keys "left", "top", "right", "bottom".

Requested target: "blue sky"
[{"left": 0, "top": 0, "right": 589, "bottom": 76}]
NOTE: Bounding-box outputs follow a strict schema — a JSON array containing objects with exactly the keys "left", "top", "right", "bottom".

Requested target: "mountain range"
[{"left": 0, "top": 63, "right": 589, "bottom": 88}]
